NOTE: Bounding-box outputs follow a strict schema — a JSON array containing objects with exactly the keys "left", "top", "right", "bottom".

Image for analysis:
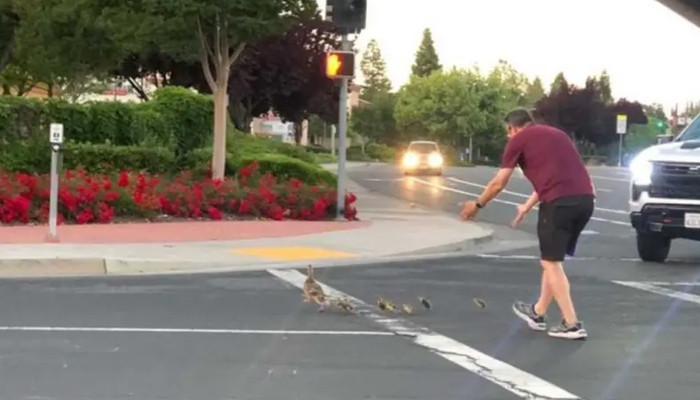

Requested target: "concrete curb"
[{"left": 0, "top": 229, "right": 493, "bottom": 279}]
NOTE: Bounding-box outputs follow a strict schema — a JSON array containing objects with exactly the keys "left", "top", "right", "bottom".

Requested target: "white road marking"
[
  {"left": 365, "top": 178, "right": 405, "bottom": 182},
  {"left": 414, "top": 178, "right": 630, "bottom": 227},
  {"left": 612, "top": 281, "right": 700, "bottom": 306},
  {"left": 446, "top": 177, "right": 628, "bottom": 215},
  {"left": 595, "top": 188, "right": 613, "bottom": 193},
  {"left": 268, "top": 268, "right": 582, "bottom": 400},
  {"left": 589, "top": 175, "right": 629, "bottom": 183},
  {"left": 581, "top": 230, "right": 599, "bottom": 235},
  {"left": 0, "top": 327, "right": 394, "bottom": 336}
]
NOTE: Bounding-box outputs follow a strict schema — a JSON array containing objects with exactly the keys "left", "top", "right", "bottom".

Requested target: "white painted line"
[
  {"left": 268, "top": 268, "right": 582, "bottom": 400},
  {"left": 413, "top": 178, "right": 630, "bottom": 227},
  {"left": 446, "top": 177, "right": 628, "bottom": 215},
  {"left": 589, "top": 175, "right": 629, "bottom": 183},
  {"left": 365, "top": 178, "right": 405, "bottom": 182},
  {"left": 0, "top": 326, "right": 394, "bottom": 336},
  {"left": 622, "top": 281, "right": 700, "bottom": 286},
  {"left": 595, "top": 188, "right": 613, "bottom": 193},
  {"left": 476, "top": 254, "right": 595, "bottom": 261},
  {"left": 612, "top": 281, "right": 700, "bottom": 305}
]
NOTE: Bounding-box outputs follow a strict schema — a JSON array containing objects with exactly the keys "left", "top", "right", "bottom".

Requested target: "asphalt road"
[{"left": 1, "top": 163, "right": 699, "bottom": 400}]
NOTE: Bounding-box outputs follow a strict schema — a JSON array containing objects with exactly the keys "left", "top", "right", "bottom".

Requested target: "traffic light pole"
[{"left": 335, "top": 35, "right": 350, "bottom": 220}]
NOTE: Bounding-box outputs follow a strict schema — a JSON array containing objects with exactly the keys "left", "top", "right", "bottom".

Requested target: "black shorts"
[{"left": 537, "top": 194, "right": 594, "bottom": 262}]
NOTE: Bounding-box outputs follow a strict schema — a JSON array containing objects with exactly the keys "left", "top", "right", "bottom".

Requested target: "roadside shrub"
[
  {"left": 234, "top": 153, "right": 336, "bottom": 186},
  {"left": 0, "top": 142, "right": 174, "bottom": 174},
  {"left": 366, "top": 143, "right": 397, "bottom": 162}
]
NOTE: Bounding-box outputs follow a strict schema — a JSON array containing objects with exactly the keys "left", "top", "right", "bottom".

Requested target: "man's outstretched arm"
[{"left": 476, "top": 168, "right": 514, "bottom": 206}]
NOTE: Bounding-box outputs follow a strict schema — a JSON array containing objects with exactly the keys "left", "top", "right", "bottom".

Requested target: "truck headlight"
[
  {"left": 428, "top": 152, "right": 443, "bottom": 167},
  {"left": 629, "top": 155, "right": 652, "bottom": 185}
]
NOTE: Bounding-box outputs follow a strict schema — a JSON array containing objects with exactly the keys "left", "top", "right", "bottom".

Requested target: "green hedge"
[
  {"left": 235, "top": 153, "right": 336, "bottom": 186},
  {"left": 0, "top": 142, "right": 175, "bottom": 174},
  {"left": 0, "top": 87, "right": 212, "bottom": 153},
  {"left": 227, "top": 132, "right": 316, "bottom": 164}
]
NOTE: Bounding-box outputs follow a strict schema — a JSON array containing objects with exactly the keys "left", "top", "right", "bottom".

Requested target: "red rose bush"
[{"left": 0, "top": 161, "right": 358, "bottom": 225}]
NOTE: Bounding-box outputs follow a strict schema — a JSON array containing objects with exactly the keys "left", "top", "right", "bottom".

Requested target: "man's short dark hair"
[{"left": 503, "top": 107, "right": 535, "bottom": 128}]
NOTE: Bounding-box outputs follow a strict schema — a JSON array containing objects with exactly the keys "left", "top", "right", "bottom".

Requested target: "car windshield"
[
  {"left": 409, "top": 143, "right": 438, "bottom": 153},
  {"left": 677, "top": 115, "right": 700, "bottom": 141}
]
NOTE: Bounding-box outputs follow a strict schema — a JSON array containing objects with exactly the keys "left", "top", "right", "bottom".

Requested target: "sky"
[{"left": 316, "top": 0, "right": 700, "bottom": 115}]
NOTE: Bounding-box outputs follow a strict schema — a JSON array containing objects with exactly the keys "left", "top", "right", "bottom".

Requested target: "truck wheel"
[{"left": 636, "top": 232, "right": 671, "bottom": 263}]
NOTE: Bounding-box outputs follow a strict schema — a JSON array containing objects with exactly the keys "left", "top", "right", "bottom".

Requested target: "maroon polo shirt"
[{"left": 500, "top": 124, "right": 594, "bottom": 203}]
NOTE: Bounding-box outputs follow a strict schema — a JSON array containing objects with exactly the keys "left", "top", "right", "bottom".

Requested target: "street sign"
[
  {"left": 50, "top": 123, "right": 64, "bottom": 144},
  {"left": 616, "top": 114, "right": 627, "bottom": 135}
]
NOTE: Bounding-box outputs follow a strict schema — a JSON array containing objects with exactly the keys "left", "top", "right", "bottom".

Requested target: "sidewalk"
[{"left": 0, "top": 165, "right": 492, "bottom": 277}]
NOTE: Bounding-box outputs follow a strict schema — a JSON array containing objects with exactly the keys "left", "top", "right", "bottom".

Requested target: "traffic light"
[
  {"left": 325, "top": 50, "right": 355, "bottom": 79},
  {"left": 325, "top": 0, "right": 367, "bottom": 35}
]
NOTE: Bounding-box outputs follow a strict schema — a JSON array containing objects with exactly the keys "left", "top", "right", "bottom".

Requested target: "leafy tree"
[
  {"left": 524, "top": 76, "right": 545, "bottom": 106},
  {"left": 247, "top": 15, "right": 341, "bottom": 138},
  {"left": 360, "top": 39, "right": 391, "bottom": 99},
  {"left": 350, "top": 91, "right": 398, "bottom": 145},
  {"left": 0, "top": 0, "right": 19, "bottom": 72},
  {"left": 585, "top": 70, "right": 613, "bottom": 105},
  {"left": 550, "top": 72, "right": 569, "bottom": 94},
  {"left": 395, "top": 69, "right": 487, "bottom": 148},
  {"left": 126, "top": 0, "right": 317, "bottom": 179},
  {"left": 411, "top": 28, "right": 441, "bottom": 78},
  {"left": 486, "top": 60, "right": 528, "bottom": 107}
]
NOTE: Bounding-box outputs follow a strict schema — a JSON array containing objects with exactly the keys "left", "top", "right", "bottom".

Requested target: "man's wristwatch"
[{"left": 476, "top": 201, "right": 484, "bottom": 209}]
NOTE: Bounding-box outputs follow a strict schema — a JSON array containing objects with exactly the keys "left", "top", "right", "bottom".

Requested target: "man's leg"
[
  {"left": 534, "top": 269, "right": 553, "bottom": 316},
  {"left": 512, "top": 203, "right": 552, "bottom": 331},
  {"left": 545, "top": 198, "right": 593, "bottom": 340},
  {"left": 540, "top": 259, "right": 577, "bottom": 325}
]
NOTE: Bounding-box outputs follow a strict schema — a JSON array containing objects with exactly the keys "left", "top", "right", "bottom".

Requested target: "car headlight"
[
  {"left": 629, "top": 155, "right": 653, "bottom": 185},
  {"left": 428, "top": 152, "right": 443, "bottom": 167},
  {"left": 403, "top": 152, "right": 418, "bottom": 167}
]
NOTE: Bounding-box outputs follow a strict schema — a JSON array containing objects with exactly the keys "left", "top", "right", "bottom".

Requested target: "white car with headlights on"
[
  {"left": 401, "top": 140, "right": 444, "bottom": 176},
  {"left": 629, "top": 113, "right": 700, "bottom": 263}
]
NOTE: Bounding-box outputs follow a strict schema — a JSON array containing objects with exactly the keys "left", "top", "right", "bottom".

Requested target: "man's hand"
[
  {"left": 510, "top": 204, "right": 528, "bottom": 228},
  {"left": 460, "top": 201, "right": 480, "bottom": 220}
]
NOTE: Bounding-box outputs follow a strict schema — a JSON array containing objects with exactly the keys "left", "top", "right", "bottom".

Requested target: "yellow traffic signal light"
[{"left": 325, "top": 50, "right": 354, "bottom": 79}]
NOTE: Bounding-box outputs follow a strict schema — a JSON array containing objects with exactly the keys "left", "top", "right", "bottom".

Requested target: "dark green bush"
[
  {"left": 366, "top": 143, "right": 397, "bottom": 162},
  {"left": 228, "top": 132, "right": 316, "bottom": 164},
  {"left": 62, "top": 143, "right": 175, "bottom": 174},
  {"left": 0, "top": 142, "right": 174, "bottom": 174},
  {"left": 235, "top": 153, "right": 336, "bottom": 186},
  {"left": 151, "top": 87, "right": 213, "bottom": 163}
]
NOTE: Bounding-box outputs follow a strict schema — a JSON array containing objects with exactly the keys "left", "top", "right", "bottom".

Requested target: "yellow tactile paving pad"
[{"left": 231, "top": 246, "right": 356, "bottom": 261}]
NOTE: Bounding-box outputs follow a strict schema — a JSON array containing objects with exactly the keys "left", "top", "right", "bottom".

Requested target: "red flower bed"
[{"left": 0, "top": 162, "right": 358, "bottom": 225}]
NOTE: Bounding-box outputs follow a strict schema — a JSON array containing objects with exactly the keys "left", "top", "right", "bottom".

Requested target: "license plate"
[{"left": 684, "top": 213, "right": 700, "bottom": 229}]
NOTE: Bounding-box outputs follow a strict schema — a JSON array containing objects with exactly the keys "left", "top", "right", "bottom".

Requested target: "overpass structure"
[{"left": 658, "top": 0, "right": 700, "bottom": 26}]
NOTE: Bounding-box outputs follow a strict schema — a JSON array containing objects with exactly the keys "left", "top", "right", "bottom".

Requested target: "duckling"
[
  {"left": 418, "top": 296, "right": 432, "bottom": 310},
  {"left": 333, "top": 297, "right": 354, "bottom": 312},
  {"left": 402, "top": 303, "right": 413, "bottom": 314},
  {"left": 377, "top": 297, "right": 397, "bottom": 312},
  {"left": 473, "top": 297, "right": 487, "bottom": 309}
]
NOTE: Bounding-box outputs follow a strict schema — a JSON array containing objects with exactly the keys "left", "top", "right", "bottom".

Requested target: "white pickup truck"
[{"left": 629, "top": 113, "right": 700, "bottom": 262}]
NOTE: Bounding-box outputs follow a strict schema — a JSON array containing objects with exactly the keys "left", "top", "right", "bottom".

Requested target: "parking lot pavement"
[{"left": 2, "top": 255, "right": 700, "bottom": 400}]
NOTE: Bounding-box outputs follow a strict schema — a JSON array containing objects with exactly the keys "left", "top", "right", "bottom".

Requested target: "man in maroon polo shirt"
[{"left": 460, "top": 107, "right": 594, "bottom": 340}]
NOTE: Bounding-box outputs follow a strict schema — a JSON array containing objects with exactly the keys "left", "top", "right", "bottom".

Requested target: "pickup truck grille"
[{"left": 649, "top": 162, "right": 700, "bottom": 199}]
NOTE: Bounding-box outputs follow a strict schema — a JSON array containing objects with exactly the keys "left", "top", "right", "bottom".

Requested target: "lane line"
[
  {"left": 0, "top": 327, "right": 394, "bottom": 336},
  {"left": 612, "top": 281, "right": 700, "bottom": 306},
  {"left": 412, "top": 178, "right": 630, "bottom": 227},
  {"left": 268, "top": 268, "right": 582, "bottom": 400},
  {"left": 589, "top": 175, "right": 629, "bottom": 183},
  {"left": 446, "top": 177, "right": 627, "bottom": 215}
]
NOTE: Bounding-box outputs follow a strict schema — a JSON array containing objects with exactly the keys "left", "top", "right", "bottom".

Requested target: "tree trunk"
[{"left": 211, "top": 82, "right": 229, "bottom": 180}]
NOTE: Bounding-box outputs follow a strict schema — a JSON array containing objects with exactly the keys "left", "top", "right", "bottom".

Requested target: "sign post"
[
  {"left": 47, "top": 123, "right": 64, "bottom": 242},
  {"left": 616, "top": 114, "right": 627, "bottom": 167}
]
